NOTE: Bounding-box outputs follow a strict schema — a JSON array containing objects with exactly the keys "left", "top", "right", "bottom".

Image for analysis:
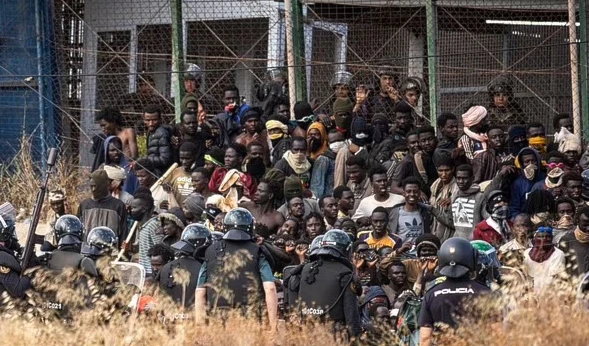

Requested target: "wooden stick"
[
  {"left": 151, "top": 163, "right": 178, "bottom": 193},
  {"left": 116, "top": 163, "right": 179, "bottom": 262},
  {"left": 115, "top": 221, "right": 139, "bottom": 262}
]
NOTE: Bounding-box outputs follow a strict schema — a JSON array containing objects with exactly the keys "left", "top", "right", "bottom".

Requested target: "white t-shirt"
[
  {"left": 523, "top": 247, "right": 566, "bottom": 293},
  {"left": 352, "top": 193, "right": 405, "bottom": 220}
]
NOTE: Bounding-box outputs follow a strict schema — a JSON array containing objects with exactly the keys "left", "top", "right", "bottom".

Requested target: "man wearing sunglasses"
[{"left": 292, "top": 101, "right": 315, "bottom": 138}]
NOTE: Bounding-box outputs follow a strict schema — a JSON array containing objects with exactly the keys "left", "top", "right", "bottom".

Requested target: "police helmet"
[
  {"left": 582, "top": 169, "right": 589, "bottom": 200},
  {"left": 184, "top": 63, "right": 202, "bottom": 82},
  {"left": 172, "top": 223, "right": 212, "bottom": 258},
  {"left": 399, "top": 77, "right": 423, "bottom": 94},
  {"left": 330, "top": 71, "right": 354, "bottom": 88},
  {"left": 471, "top": 240, "right": 501, "bottom": 286},
  {"left": 54, "top": 214, "right": 84, "bottom": 247},
  {"left": 438, "top": 237, "right": 477, "bottom": 279},
  {"left": 81, "top": 226, "right": 118, "bottom": 257},
  {"left": 487, "top": 80, "right": 513, "bottom": 96},
  {"left": 317, "top": 229, "right": 351, "bottom": 258},
  {"left": 309, "top": 235, "right": 324, "bottom": 257},
  {"left": 0, "top": 214, "right": 16, "bottom": 243},
  {"left": 376, "top": 67, "right": 395, "bottom": 78},
  {"left": 267, "top": 68, "right": 286, "bottom": 81},
  {"left": 211, "top": 231, "right": 224, "bottom": 242},
  {"left": 222, "top": 208, "right": 255, "bottom": 241}
]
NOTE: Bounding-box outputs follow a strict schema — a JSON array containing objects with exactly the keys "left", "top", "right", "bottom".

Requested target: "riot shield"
[{"left": 111, "top": 261, "right": 146, "bottom": 314}]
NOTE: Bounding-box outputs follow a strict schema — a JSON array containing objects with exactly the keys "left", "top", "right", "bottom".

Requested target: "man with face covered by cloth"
[
  {"left": 265, "top": 116, "right": 291, "bottom": 165},
  {"left": 523, "top": 226, "right": 566, "bottom": 292},
  {"left": 509, "top": 147, "right": 546, "bottom": 217},
  {"left": 77, "top": 169, "right": 128, "bottom": 245},
  {"left": 506, "top": 126, "right": 528, "bottom": 164},
  {"left": 334, "top": 116, "right": 371, "bottom": 188},
  {"left": 333, "top": 97, "right": 354, "bottom": 137}
]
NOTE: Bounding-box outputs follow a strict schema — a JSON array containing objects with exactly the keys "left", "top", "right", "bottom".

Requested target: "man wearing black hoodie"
[
  {"left": 144, "top": 105, "right": 174, "bottom": 177},
  {"left": 77, "top": 169, "right": 128, "bottom": 246}
]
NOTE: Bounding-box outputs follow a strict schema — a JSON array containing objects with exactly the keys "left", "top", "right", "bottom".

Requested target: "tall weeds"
[{"left": 0, "top": 137, "right": 87, "bottom": 220}]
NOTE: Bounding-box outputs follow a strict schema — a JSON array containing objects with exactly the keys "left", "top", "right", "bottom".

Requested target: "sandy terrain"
[{"left": 15, "top": 221, "right": 50, "bottom": 245}]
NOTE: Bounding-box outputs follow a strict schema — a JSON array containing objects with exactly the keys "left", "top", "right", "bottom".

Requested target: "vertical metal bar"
[
  {"left": 569, "top": 0, "right": 581, "bottom": 141},
  {"left": 425, "top": 0, "right": 438, "bottom": 128},
  {"left": 35, "top": 0, "right": 47, "bottom": 172},
  {"left": 579, "top": 0, "right": 589, "bottom": 137},
  {"left": 292, "top": 0, "right": 307, "bottom": 102},
  {"left": 284, "top": 0, "right": 298, "bottom": 119},
  {"left": 171, "top": 0, "right": 185, "bottom": 123}
]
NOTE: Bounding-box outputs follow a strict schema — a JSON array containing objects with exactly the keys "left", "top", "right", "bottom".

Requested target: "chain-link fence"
[{"left": 1, "top": 0, "right": 588, "bottom": 168}]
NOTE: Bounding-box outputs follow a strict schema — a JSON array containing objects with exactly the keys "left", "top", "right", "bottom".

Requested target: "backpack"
[{"left": 392, "top": 290, "right": 422, "bottom": 346}]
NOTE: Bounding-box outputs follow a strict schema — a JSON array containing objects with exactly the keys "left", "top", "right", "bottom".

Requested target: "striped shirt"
[
  {"left": 452, "top": 196, "right": 477, "bottom": 228},
  {"left": 459, "top": 134, "right": 485, "bottom": 161},
  {"left": 138, "top": 216, "right": 162, "bottom": 276}
]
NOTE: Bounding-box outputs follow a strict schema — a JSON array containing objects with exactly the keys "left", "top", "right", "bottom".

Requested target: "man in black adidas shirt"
[{"left": 418, "top": 237, "right": 489, "bottom": 346}]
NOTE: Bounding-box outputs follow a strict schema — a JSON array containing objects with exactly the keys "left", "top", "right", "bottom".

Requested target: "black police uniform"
[
  {"left": 156, "top": 256, "right": 202, "bottom": 307},
  {"left": 203, "top": 239, "right": 264, "bottom": 309},
  {"left": 47, "top": 246, "right": 98, "bottom": 277},
  {"left": 418, "top": 276, "right": 490, "bottom": 329},
  {"left": 0, "top": 246, "right": 31, "bottom": 299},
  {"left": 297, "top": 256, "right": 361, "bottom": 337}
]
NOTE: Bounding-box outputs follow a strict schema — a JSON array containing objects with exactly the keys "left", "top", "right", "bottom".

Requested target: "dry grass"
[
  {"left": 3, "top": 275, "right": 589, "bottom": 346},
  {"left": 436, "top": 279, "right": 589, "bottom": 346},
  {"left": 0, "top": 137, "right": 88, "bottom": 220}
]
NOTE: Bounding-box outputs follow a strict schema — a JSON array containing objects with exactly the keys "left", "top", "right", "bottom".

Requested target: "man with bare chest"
[
  {"left": 239, "top": 179, "right": 284, "bottom": 235},
  {"left": 96, "top": 107, "right": 138, "bottom": 160}
]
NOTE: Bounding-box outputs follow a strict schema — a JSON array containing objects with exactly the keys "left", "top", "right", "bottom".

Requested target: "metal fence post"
[
  {"left": 569, "top": 0, "right": 582, "bottom": 141},
  {"left": 285, "top": 0, "right": 298, "bottom": 118},
  {"left": 580, "top": 0, "right": 589, "bottom": 138},
  {"left": 425, "top": 0, "right": 438, "bottom": 128},
  {"left": 35, "top": 0, "right": 47, "bottom": 171},
  {"left": 171, "top": 0, "right": 185, "bottom": 123},
  {"left": 292, "top": 0, "right": 307, "bottom": 102}
]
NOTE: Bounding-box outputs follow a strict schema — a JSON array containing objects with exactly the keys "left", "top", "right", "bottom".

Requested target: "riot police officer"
[
  {"left": 195, "top": 208, "right": 278, "bottom": 330},
  {"left": 418, "top": 237, "right": 490, "bottom": 346},
  {"left": 0, "top": 215, "right": 31, "bottom": 299},
  {"left": 283, "top": 235, "right": 324, "bottom": 312},
  {"left": 81, "top": 226, "right": 118, "bottom": 261},
  {"left": 296, "top": 229, "right": 361, "bottom": 338},
  {"left": 47, "top": 215, "right": 97, "bottom": 277},
  {"left": 157, "top": 223, "right": 212, "bottom": 307},
  {"left": 331, "top": 71, "right": 354, "bottom": 99}
]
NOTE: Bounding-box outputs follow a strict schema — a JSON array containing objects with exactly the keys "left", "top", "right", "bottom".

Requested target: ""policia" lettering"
[{"left": 433, "top": 287, "right": 475, "bottom": 297}]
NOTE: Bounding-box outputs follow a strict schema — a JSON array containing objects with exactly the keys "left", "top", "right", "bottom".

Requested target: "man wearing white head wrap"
[
  {"left": 42, "top": 191, "right": 72, "bottom": 251},
  {"left": 104, "top": 165, "right": 133, "bottom": 204},
  {"left": 458, "top": 105, "right": 489, "bottom": 161}
]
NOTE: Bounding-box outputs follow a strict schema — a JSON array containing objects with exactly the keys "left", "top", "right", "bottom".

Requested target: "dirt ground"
[{"left": 15, "top": 221, "right": 50, "bottom": 245}]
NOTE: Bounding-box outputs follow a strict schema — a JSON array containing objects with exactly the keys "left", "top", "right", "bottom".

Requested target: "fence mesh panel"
[{"left": 0, "top": 0, "right": 588, "bottom": 168}]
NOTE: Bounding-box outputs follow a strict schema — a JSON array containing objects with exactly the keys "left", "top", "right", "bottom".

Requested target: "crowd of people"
[{"left": 2, "top": 68, "right": 589, "bottom": 345}]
